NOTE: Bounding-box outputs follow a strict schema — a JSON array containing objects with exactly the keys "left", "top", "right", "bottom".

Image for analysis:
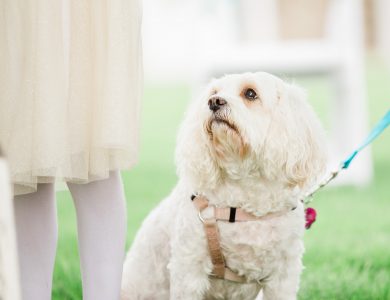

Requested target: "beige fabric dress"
[
  {"left": 0, "top": 0, "right": 142, "bottom": 195},
  {"left": 0, "top": 154, "right": 21, "bottom": 299}
]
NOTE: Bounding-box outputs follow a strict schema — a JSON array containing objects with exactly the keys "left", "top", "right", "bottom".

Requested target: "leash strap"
[
  {"left": 342, "top": 110, "right": 390, "bottom": 169},
  {"left": 304, "top": 109, "right": 390, "bottom": 203}
]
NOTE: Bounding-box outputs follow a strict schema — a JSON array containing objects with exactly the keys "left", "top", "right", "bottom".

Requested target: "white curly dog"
[{"left": 121, "top": 72, "right": 327, "bottom": 300}]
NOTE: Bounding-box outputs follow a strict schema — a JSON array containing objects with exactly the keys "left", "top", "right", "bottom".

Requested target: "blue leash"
[
  {"left": 342, "top": 110, "right": 390, "bottom": 169},
  {"left": 304, "top": 109, "right": 390, "bottom": 204}
]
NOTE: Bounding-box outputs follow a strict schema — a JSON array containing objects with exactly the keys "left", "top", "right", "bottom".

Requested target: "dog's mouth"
[
  {"left": 204, "top": 115, "right": 249, "bottom": 159},
  {"left": 213, "top": 118, "right": 239, "bottom": 132},
  {"left": 205, "top": 116, "right": 240, "bottom": 137}
]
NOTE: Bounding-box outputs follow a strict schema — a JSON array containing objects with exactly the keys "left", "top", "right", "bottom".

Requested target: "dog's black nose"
[{"left": 208, "top": 96, "right": 227, "bottom": 112}]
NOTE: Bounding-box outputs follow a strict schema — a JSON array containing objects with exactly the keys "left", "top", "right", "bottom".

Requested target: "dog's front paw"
[{"left": 169, "top": 258, "right": 210, "bottom": 300}]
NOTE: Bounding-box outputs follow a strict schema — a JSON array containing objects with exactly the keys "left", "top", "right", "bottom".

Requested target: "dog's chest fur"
[{"left": 206, "top": 209, "right": 304, "bottom": 299}]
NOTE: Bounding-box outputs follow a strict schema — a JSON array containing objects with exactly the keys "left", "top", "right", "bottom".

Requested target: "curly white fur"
[{"left": 121, "top": 72, "right": 328, "bottom": 300}]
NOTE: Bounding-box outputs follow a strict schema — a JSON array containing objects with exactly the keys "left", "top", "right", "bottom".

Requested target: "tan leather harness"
[{"left": 191, "top": 194, "right": 295, "bottom": 284}]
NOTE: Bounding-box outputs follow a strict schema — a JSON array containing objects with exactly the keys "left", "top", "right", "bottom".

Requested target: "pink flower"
[{"left": 305, "top": 207, "right": 317, "bottom": 229}]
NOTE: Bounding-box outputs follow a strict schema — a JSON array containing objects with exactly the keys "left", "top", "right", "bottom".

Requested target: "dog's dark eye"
[{"left": 244, "top": 88, "right": 257, "bottom": 100}]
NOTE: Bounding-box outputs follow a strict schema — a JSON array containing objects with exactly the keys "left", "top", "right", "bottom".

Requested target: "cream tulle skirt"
[{"left": 0, "top": 0, "right": 142, "bottom": 196}]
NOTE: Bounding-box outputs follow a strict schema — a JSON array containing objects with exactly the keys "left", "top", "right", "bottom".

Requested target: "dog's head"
[{"left": 176, "top": 72, "right": 327, "bottom": 193}]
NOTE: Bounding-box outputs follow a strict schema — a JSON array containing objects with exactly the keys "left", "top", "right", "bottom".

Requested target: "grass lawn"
[{"left": 52, "top": 59, "right": 390, "bottom": 299}]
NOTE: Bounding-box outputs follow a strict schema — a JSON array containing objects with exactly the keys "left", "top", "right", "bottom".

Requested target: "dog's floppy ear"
[
  {"left": 264, "top": 82, "right": 327, "bottom": 189},
  {"left": 283, "top": 84, "right": 327, "bottom": 188}
]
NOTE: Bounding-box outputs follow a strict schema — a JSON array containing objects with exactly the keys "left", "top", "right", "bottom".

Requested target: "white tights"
[{"left": 14, "top": 170, "right": 127, "bottom": 300}]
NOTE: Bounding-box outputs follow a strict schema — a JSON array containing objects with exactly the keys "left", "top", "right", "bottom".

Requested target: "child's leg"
[
  {"left": 14, "top": 182, "right": 58, "bottom": 300},
  {"left": 67, "top": 170, "right": 127, "bottom": 300}
]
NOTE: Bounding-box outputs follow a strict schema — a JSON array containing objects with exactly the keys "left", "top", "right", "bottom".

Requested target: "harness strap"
[
  {"left": 224, "top": 267, "right": 247, "bottom": 283},
  {"left": 204, "top": 218, "right": 225, "bottom": 278},
  {"left": 193, "top": 195, "right": 293, "bottom": 223},
  {"left": 192, "top": 194, "right": 293, "bottom": 284},
  {"left": 214, "top": 206, "right": 291, "bottom": 222}
]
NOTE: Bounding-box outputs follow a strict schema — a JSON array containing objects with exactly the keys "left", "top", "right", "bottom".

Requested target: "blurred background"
[{"left": 52, "top": 0, "right": 389, "bottom": 299}]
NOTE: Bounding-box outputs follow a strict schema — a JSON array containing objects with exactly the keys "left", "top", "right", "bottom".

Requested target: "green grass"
[{"left": 52, "top": 59, "right": 390, "bottom": 299}]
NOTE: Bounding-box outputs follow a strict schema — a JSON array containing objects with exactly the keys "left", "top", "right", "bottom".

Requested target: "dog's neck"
[
  {"left": 178, "top": 140, "right": 302, "bottom": 215},
  {"left": 188, "top": 174, "right": 300, "bottom": 216}
]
